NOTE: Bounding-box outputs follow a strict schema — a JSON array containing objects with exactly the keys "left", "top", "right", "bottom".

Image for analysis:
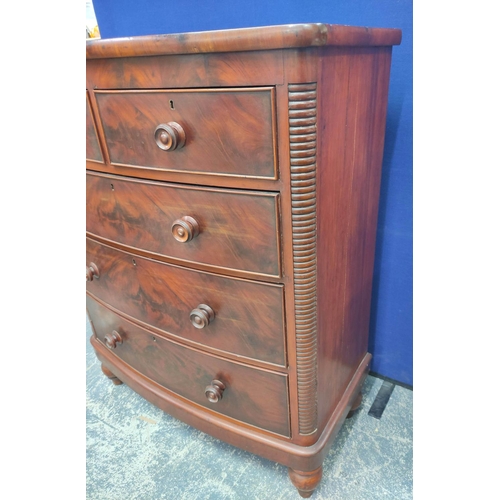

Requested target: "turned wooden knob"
[
  {"left": 172, "top": 216, "right": 199, "bottom": 242},
  {"left": 104, "top": 330, "right": 123, "bottom": 349},
  {"left": 154, "top": 122, "right": 186, "bottom": 151},
  {"left": 205, "top": 379, "right": 225, "bottom": 403},
  {"left": 189, "top": 304, "right": 215, "bottom": 329},
  {"left": 86, "top": 262, "right": 99, "bottom": 281}
]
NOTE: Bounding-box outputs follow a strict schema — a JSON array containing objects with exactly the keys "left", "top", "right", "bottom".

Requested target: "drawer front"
[
  {"left": 86, "top": 92, "right": 102, "bottom": 162},
  {"left": 94, "top": 88, "right": 277, "bottom": 179},
  {"left": 86, "top": 238, "right": 286, "bottom": 366},
  {"left": 86, "top": 173, "right": 281, "bottom": 278},
  {"left": 87, "top": 297, "right": 290, "bottom": 437}
]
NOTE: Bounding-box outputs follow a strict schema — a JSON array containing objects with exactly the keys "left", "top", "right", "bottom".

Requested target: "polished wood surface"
[
  {"left": 86, "top": 92, "right": 103, "bottom": 162},
  {"left": 86, "top": 172, "right": 281, "bottom": 278},
  {"left": 91, "top": 335, "right": 370, "bottom": 470},
  {"left": 87, "top": 297, "right": 290, "bottom": 437},
  {"left": 189, "top": 304, "right": 215, "bottom": 329},
  {"left": 86, "top": 23, "right": 402, "bottom": 59},
  {"left": 316, "top": 46, "right": 394, "bottom": 433},
  {"left": 171, "top": 216, "right": 200, "bottom": 243},
  {"left": 154, "top": 122, "right": 186, "bottom": 151},
  {"left": 95, "top": 88, "right": 277, "bottom": 178},
  {"left": 204, "top": 379, "right": 226, "bottom": 403},
  {"left": 288, "top": 466, "right": 323, "bottom": 498},
  {"left": 101, "top": 363, "right": 122, "bottom": 385},
  {"left": 346, "top": 392, "right": 363, "bottom": 419},
  {"left": 85, "top": 262, "right": 99, "bottom": 282},
  {"left": 287, "top": 82, "right": 319, "bottom": 436},
  {"left": 86, "top": 238, "right": 286, "bottom": 367},
  {"left": 86, "top": 23, "right": 401, "bottom": 497},
  {"left": 103, "top": 330, "right": 123, "bottom": 349},
  {"left": 86, "top": 50, "right": 284, "bottom": 92}
]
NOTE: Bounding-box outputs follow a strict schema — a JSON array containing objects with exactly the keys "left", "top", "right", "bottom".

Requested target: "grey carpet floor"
[{"left": 86, "top": 316, "right": 412, "bottom": 499}]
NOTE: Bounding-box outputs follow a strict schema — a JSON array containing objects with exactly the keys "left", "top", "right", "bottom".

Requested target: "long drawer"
[
  {"left": 86, "top": 238, "right": 286, "bottom": 367},
  {"left": 94, "top": 88, "right": 277, "bottom": 179},
  {"left": 87, "top": 297, "right": 290, "bottom": 437},
  {"left": 86, "top": 172, "right": 281, "bottom": 278}
]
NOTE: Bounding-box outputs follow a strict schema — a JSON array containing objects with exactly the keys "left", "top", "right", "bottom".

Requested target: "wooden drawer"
[
  {"left": 86, "top": 238, "right": 286, "bottom": 367},
  {"left": 86, "top": 172, "right": 281, "bottom": 278},
  {"left": 86, "top": 92, "right": 103, "bottom": 163},
  {"left": 87, "top": 297, "right": 290, "bottom": 437},
  {"left": 94, "top": 88, "right": 277, "bottom": 179}
]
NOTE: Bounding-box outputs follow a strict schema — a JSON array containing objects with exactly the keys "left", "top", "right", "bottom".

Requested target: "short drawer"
[
  {"left": 86, "top": 238, "right": 286, "bottom": 367},
  {"left": 86, "top": 92, "right": 103, "bottom": 162},
  {"left": 94, "top": 87, "right": 277, "bottom": 179},
  {"left": 87, "top": 297, "right": 290, "bottom": 437},
  {"left": 86, "top": 172, "right": 281, "bottom": 278}
]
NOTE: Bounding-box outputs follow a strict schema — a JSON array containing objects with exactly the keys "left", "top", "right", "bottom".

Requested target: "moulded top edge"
[{"left": 86, "top": 23, "right": 402, "bottom": 60}]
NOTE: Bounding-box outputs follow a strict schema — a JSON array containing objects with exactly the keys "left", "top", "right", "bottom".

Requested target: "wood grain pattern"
[
  {"left": 86, "top": 172, "right": 281, "bottom": 278},
  {"left": 85, "top": 25, "right": 402, "bottom": 498},
  {"left": 86, "top": 23, "right": 402, "bottom": 59},
  {"left": 95, "top": 88, "right": 277, "bottom": 179},
  {"left": 273, "top": 52, "right": 319, "bottom": 444},
  {"left": 101, "top": 364, "right": 123, "bottom": 385},
  {"left": 87, "top": 297, "right": 290, "bottom": 436},
  {"left": 288, "top": 466, "right": 323, "bottom": 498},
  {"left": 288, "top": 82, "right": 318, "bottom": 436},
  {"left": 315, "top": 46, "right": 394, "bottom": 432},
  {"left": 91, "top": 332, "right": 370, "bottom": 469},
  {"left": 86, "top": 51, "right": 284, "bottom": 91},
  {"left": 86, "top": 92, "right": 103, "bottom": 162},
  {"left": 86, "top": 238, "right": 286, "bottom": 367}
]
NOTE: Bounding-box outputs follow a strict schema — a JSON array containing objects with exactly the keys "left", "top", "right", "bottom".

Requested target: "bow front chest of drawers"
[{"left": 86, "top": 23, "right": 401, "bottom": 497}]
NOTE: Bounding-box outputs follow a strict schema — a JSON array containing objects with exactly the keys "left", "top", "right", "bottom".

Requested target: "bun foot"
[
  {"left": 101, "top": 364, "right": 123, "bottom": 385},
  {"left": 288, "top": 466, "right": 323, "bottom": 498},
  {"left": 347, "top": 391, "right": 363, "bottom": 418}
]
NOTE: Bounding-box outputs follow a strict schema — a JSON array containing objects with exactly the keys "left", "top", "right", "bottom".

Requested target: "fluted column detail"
[{"left": 288, "top": 83, "right": 318, "bottom": 435}]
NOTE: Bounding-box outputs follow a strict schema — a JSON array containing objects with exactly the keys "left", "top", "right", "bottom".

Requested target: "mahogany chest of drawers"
[{"left": 86, "top": 23, "right": 401, "bottom": 497}]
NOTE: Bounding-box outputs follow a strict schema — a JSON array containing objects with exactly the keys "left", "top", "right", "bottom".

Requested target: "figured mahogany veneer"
[
  {"left": 86, "top": 23, "right": 401, "bottom": 59},
  {"left": 86, "top": 92, "right": 103, "bottom": 163},
  {"left": 88, "top": 297, "right": 290, "bottom": 437},
  {"left": 86, "top": 172, "right": 281, "bottom": 278},
  {"left": 95, "top": 88, "right": 277, "bottom": 179},
  {"left": 86, "top": 23, "right": 401, "bottom": 497},
  {"left": 86, "top": 238, "right": 286, "bottom": 367}
]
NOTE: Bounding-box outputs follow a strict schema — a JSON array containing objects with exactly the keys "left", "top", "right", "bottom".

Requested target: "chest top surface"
[{"left": 86, "top": 22, "right": 402, "bottom": 59}]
